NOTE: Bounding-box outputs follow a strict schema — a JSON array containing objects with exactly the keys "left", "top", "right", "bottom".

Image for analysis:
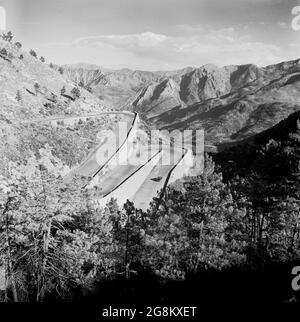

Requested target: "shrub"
[
  {"left": 40, "top": 56, "right": 45, "bottom": 63},
  {"left": 71, "top": 87, "right": 81, "bottom": 99},
  {"left": 0, "top": 48, "right": 7, "bottom": 56},
  {"left": 29, "top": 49, "right": 37, "bottom": 58},
  {"left": 19, "top": 54, "right": 24, "bottom": 59},
  {"left": 60, "top": 86, "right": 66, "bottom": 96},
  {"left": 58, "top": 67, "right": 64, "bottom": 74},
  {"left": 16, "top": 90, "right": 22, "bottom": 102},
  {"left": 49, "top": 63, "right": 54, "bottom": 68},
  {"left": 34, "top": 82, "right": 40, "bottom": 94},
  {"left": 2, "top": 31, "right": 13, "bottom": 42},
  {"left": 14, "top": 42, "right": 22, "bottom": 50}
]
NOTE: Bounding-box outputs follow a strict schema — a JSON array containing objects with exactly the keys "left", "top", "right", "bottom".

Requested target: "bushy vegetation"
[
  {"left": 15, "top": 90, "right": 22, "bottom": 102},
  {"left": 1, "top": 31, "right": 13, "bottom": 42},
  {"left": 34, "top": 82, "right": 40, "bottom": 94},
  {"left": 14, "top": 42, "right": 22, "bottom": 50},
  {"left": 0, "top": 48, "right": 7, "bottom": 57},
  {"left": 215, "top": 119, "right": 300, "bottom": 264},
  {"left": 12, "top": 118, "right": 117, "bottom": 168},
  {"left": 71, "top": 87, "right": 81, "bottom": 99},
  {"left": 29, "top": 49, "right": 37, "bottom": 58},
  {"left": 1, "top": 115, "right": 299, "bottom": 302}
]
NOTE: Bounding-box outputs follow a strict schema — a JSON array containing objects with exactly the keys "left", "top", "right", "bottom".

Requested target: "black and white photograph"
[{"left": 0, "top": 0, "right": 300, "bottom": 318}]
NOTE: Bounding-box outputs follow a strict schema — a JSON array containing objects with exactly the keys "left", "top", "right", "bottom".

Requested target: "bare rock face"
[
  {"left": 133, "top": 78, "right": 182, "bottom": 116},
  {"left": 179, "top": 64, "right": 232, "bottom": 105},
  {"left": 228, "top": 64, "right": 264, "bottom": 89},
  {"left": 131, "top": 59, "right": 300, "bottom": 146}
]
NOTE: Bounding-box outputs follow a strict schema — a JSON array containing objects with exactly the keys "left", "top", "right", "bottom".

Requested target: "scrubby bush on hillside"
[
  {"left": 0, "top": 48, "right": 7, "bottom": 57},
  {"left": 40, "top": 56, "right": 45, "bottom": 63},
  {"left": 60, "top": 86, "right": 66, "bottom": 96},
  {"left": 19, "top": 54, "right": 24, "bottom": 59},
  {"left": 14, "top": 42, "right": 22, "bottom": 50},
  {"left": 2, "top": 31, "right": 13, "bottom": 42},
  {"left": 71, "top": 87, "right": 81, "bottom": 99},
  {"left": 34, "top": 82, "right": 40, "bottom": 94},
  {"left": 29, "top": 49, "right": 37, "bottom": 58},
  {"left": 15, "top": 90, "right": 22, "bottom": 102},
  {"left": 58, "top": 67, "right": 64, "bottom": 74},
  {"left": 49, "top": 63, "right": 54, "bottom": 68}
]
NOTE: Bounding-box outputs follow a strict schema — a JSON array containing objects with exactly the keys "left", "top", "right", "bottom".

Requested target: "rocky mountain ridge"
[{"left": 63, "top": 58, "right": 300, "bottom": 147}]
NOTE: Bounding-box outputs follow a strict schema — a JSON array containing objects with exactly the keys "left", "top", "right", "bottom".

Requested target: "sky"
[{"left": 0, "top": 0, "right": 299, "bottom": 70}]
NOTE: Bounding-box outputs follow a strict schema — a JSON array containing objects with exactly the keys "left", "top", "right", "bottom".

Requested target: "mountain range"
[
  {"left": 1, "top": 33, "right": 299, "bottom": 153},
  {"left": 65, "top": 59, "right": 300, "bottom": 148}
]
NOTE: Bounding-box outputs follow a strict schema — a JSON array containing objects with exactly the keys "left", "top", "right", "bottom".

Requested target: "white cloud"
[
  {"left": 74, "top": 32, "right": 168, "bottom": 49},
  {"left": 70, "top": 27, "right": 293, "bottom": 70}
]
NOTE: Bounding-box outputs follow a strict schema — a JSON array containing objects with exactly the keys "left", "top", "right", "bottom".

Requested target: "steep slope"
[
  {"left": 131, "top": 59, "right": 300, "bottom": 146},
  {"left": 178, "top": 64, "right": 232, "bottom": 105},
  {"left": 63, "top": 58, "right": 300, "bottom": 148},
  {"left": 0, "top": 36, "right": 117, "bottom": 178},
  {"left": 214, "top": 109, "right": 300, "bottom": 181},
  {"left": 132, "top": 78, "right": 182, "bottom": 116},
  {"left": 0, "top": 39, "right": 108, "bottom": 122},
  {"left": 64, "top": 65, "right": 194, "bottom": 109}
]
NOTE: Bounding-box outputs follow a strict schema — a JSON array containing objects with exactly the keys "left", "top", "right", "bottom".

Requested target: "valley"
[{"left": 1, "top": 29, "right": 300, "bottom": 304}]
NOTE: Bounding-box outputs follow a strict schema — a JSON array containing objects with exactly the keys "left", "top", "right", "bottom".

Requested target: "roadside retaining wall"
[{"left": 93, "top": 150, "right": 162, "bottom": 209}]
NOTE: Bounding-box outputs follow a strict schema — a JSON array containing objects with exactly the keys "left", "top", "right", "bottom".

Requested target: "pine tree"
[
  {"left": 34, "top": 82, "right": 40, "bottom": 94},
  {"left": 60, "top": 86, "right": 66, "bottom": 96},
  {"left": 15, "top": 90, "right": 22, "bottom": 102},
  {"left": 0, "top": 147, "right": 113, "bottom": 301},
  {"left": 144, "top": 157, "right": 247, "bottom": 279},
  {"left": 285, "top": 120, "right": 300, "bottom": 179},
  {"left": 108, "top": 199, "right": 147, "bottom": 278}
]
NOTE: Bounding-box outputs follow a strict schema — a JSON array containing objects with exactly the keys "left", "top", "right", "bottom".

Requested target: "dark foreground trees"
[
  {"left": 142, "top": 158, "right": 247, "bottom": 279},
  {"left": 1, "top": 141, "right": 300, "bottom": 301}
]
